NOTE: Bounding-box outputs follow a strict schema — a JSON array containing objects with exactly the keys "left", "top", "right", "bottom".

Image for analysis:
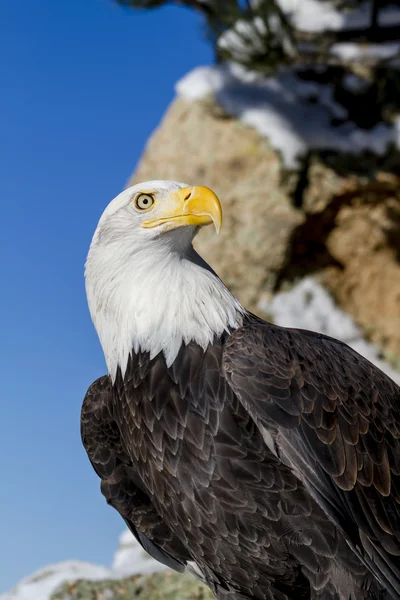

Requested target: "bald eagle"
[{"left": 82, "top": 181, "right": 400, "bottom": 600}]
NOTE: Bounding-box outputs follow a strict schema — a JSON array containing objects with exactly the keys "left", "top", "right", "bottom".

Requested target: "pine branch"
[
  {"left": 298, "top": 23, "right": 400, "bottom": 46},
  {"left": 114, "top": 0, "right": 400, "bottom": 73}
]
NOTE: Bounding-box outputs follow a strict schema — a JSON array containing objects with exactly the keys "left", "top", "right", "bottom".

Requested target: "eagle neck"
[{"left": 86, "top": 236, "right": 245, "bottom": 381}]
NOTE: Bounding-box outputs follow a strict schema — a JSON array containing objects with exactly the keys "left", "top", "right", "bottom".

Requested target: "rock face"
[
  {"left": 285, "top": 160, "right": 400, "bottom": 364},
  {"left": 130, "top": 93, "right": 400, "bottom": 364}
]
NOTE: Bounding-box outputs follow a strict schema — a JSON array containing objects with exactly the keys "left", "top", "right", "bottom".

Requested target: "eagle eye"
[{"left": 134, "top": 193, "right": 154, "bottom": 210}]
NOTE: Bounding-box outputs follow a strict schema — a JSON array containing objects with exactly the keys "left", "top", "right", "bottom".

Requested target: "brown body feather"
[{"left": 82, "top": 316, "right": 400, "bottom": 599}]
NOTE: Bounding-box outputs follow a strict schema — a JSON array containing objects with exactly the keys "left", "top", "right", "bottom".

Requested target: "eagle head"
[{"left": 85, "top": 181, "right": 244, "bottom": 380}]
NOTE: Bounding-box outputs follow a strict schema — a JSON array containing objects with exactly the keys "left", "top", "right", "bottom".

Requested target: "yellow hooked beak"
[{"left": 142, "top": 186, "right": 222, "bottom": 234}]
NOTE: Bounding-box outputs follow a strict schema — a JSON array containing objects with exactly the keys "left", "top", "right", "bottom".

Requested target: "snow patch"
[
  {"left": 277, "top": 0, "right": 400, "bottom": 32},
  {"left": 176, "top": 63, "right": 396, "bottom": 167},
  {"left": 176, "top": 66, "right": 222, "bottom": 101},
  {"left": 331, "top": 41, "right": 400, "bottom": 62},
  {"left": 218, "top": 18, "right": 269, "bottom": 63},
  {"left": 218, "top": 15, "right": 295, "bottom": 63},
  {"left": 277, "top": 0, "right": 343, "bottom": 32},
  {"left": 112, "top": 529, "right": 168, "bottom": 576},
  {"left": 260, "top": 278, "right": 400, "bottom": 385},
  {"left": 0, "top": 562, "right": 112, "bottom": 600}
]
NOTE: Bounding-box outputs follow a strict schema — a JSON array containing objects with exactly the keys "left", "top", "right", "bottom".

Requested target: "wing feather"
[
  {"left": 223, "top": 317, "right": 400, "bottom": 597},
  {"left": 81, "top": 375, "right": 190, "bottom": 572}
]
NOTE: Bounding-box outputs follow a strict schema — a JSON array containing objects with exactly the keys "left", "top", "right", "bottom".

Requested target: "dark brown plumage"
[{"left": 81, "top": 315, "right": 400, "bottom": 600}]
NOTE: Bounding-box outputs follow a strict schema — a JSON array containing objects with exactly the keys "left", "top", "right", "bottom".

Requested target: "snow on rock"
[
  {"left": 218, "top": 16, "right": 295, "bottom": 63},
  {"left": 331, "top": 41, "right": 400, "bottom": 62},
  {"left": 0, "top": 562, "right": 113, "bottom": 600},
  {"left": 176, "top": 63, "right": 395, "bottom": 167},
  {"left": 276, "top": 0, "right": 343, "bottom": 32},
  {"left": 0, "top": 531, "right": 166, "bottom": 600},
  {"left": 260, "top": 278, "right": 400, "bottom": 385},
  {"left": 277, "top": 0, "right": 400, "bottom": 33},
  {"left": 277, "top": 2, "right": 400, "bottom": 65},
  {"left": 112, "top": 529, "right": 168, "bottom": 576},
  {"left": 218, "top": 18, "right": 270, "bottom": 64}
]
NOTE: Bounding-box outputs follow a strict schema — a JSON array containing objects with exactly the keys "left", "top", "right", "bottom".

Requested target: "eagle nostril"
[{"left": 184, "top": 192, "right": 192, "bottom": 201}]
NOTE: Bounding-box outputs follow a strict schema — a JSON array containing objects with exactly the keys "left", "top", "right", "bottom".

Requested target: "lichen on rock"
[{"left": 51, "top": 571, "right": 214, "bottom": 600}]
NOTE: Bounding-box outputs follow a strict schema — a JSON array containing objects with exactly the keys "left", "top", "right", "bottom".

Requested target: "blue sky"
[{"left": 0, "top": 0, "right": 212, "bottom": 592}]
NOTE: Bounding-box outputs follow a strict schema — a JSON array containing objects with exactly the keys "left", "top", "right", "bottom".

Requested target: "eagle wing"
[
  {"left": 223, "top": 318, "right": 400, "bottom": 598},
  {"left": 81, "top": 375, "right": 190, "bottom": 572}
]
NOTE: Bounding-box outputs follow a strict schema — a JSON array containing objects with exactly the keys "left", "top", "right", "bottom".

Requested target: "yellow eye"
[{"left": 135, "top": 193, "right": 154, "bottom": 210}]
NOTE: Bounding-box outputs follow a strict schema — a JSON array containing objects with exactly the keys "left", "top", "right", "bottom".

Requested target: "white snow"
[
  {"left": 277, "top": 0, "right": 400, "bottom": 32},
  {"left": 277, "top": 0, "right": 343, "bottom": 32},
  {"left": 0, "top": 531, "right": 166, "bottom": 600},
  {"left": 0, "top": 562, "right": 113, "bottom": 600},
  {"left": 276, "top": 2, "right": 400, "bottom": 65},
  {"left": 218, "top": 15, "right": 295, "bottom": 63},
  {"left": 112, "top": 529, "right": 168, "bottom": 576},
  {"left": 176, "top": 63, "right": 396, "bottom": 167},
  {"left": 331, "top": 41, "right": 400, "bottom": 62},
  {"left": 260, "top": 278, "right": 400, "bottom": 385},
  {"left": 219, "top": 18, "right": 268, "bottom": 64}
]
